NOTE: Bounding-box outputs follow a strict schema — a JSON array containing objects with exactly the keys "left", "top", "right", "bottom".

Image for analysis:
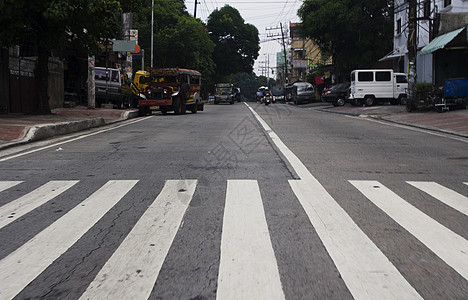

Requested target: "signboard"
[
  {"left": 130, "top": 29, "right": 138, "bottom": 43},
  {"left": 293, "top": 59, "right": 307, "bottom": 69},
  {"left": 112, "top": 40, "right": 136, "bottom": 52}
]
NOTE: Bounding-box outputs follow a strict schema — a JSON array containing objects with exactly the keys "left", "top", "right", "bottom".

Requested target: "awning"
[{"left": 420, "top": 27, "right": 466, "bottom": 55}]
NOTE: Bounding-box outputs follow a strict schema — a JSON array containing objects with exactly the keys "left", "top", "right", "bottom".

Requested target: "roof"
[{"left": 420, "top": 27, "right": 466, "bottom": 55}]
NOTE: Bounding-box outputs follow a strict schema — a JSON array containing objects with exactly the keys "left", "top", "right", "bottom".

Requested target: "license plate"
[{"left": 150, "top": 106, "right": 159, "bottom": 110}]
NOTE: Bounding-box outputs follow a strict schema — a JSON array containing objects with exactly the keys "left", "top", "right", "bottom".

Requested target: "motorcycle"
[{"left": 263, "top": 91, "right": 272, "bottom": 106}]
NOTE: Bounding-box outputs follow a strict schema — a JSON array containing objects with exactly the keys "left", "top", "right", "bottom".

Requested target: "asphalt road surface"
[{"left": 0, "top": 102, "right": 467, "bottom": 299}]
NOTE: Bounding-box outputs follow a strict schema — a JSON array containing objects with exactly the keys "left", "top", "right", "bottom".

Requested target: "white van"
[{"left": 348, "top": 69, "right": 408, "bottom": 106}]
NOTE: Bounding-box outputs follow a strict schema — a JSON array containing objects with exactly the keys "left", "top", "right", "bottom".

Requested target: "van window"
[
  {"left": 396, "top": 75, "right": 408, "bottom": 83},
  {"left": 95, "top": 69, "right": 119, "bottom": 83},
  {"left": 375, "top": 71, "right": 391, "bottom": 81},
  {"left": 358, "top": 72, "right": 373, "bottom": 82}
]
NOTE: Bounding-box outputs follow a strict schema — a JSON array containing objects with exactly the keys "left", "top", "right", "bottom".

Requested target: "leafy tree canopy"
[
  {"left": 298, "top": 0, "right": 393, "bottom": 76},
  {"left": 207, "top": 5, "right": 260, "bottom": 80},
  {"left": 154, "top": 16, "right": 215, "bottom": 85}
]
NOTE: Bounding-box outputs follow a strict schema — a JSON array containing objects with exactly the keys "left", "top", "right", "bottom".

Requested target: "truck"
[
  {"left": 214, "top": 83, "right": 234, "bottom": 105},
  {"left": 136, "top": 68, "right": 204, "bottom": 115},
  {"left": 348, "top": 69, "right": 408, "bottom": 106}
]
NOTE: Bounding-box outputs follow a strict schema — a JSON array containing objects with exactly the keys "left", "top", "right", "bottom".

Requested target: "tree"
[
  {"left": 207, "top": 5, "right": 260, "bottom": 80},
  {"left": 298, "top": 0, "right": 393, "bottom": 78},
  {"left": 0, "top": 0, "right": 121, "bottom": 114},
  {"left": 154, "top": 16, "right": 216, "bottom": 95}
]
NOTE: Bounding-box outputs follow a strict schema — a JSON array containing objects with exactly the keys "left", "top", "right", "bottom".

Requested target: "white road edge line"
[
  {"left": 0, "top": 180, "right": 138, "bottom": 300},
  {"left": 0, "top": 180, "right": 79, "bottom": 229},
  {"left": 407, "top": 181, "right": 468, "bottom": 216},
  {"left": 217, "top": 180, "right": 285, "bottom": 300},
  {"left": 80, "top": 179, "right": 197, "bottom": 300},
  {"left": 350, "top": 180, "right": 468, "bottom": 280},
  {"left": 0, "top": 117, "right": 151, "bottom": 163},
  {"left": 245, "top": 103, "right": 422, "bottom": 299}
]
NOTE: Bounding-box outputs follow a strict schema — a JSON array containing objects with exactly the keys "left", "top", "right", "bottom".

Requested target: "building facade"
[{"left": 386, "top": 0, "right": 468, "bottom": 84}]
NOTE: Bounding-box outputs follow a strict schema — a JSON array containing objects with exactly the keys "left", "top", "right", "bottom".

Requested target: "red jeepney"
[{"left": 137, "top": 68, "right": 204, "bottom": 115}]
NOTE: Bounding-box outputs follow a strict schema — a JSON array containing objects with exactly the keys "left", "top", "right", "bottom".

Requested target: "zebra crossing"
[{"left": 0, "top": 179, "right": 467, "bottom": 299}]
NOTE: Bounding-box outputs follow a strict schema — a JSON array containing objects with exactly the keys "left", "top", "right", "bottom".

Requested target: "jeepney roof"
[{"left": 149, "top": 68, "right": 201, "bottom": 77}]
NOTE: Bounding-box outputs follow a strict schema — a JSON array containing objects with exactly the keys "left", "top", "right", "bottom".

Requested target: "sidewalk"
[
  {"left": 0, "top": 103, "right": 467, "bottom": 151},
  {"left": 314, "top": 103, "right": 468, "bottom": 138},
  {"left": 0, "top": 106, "right": 139, "bottom": 150}
]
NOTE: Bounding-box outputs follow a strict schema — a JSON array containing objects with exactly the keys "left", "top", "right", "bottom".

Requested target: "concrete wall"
[
  {"left": 48, "top": 58, "right": 64, "bottom": 110},
  {"left": 0, "top": 49, "right": 9, "bottom": 113}
]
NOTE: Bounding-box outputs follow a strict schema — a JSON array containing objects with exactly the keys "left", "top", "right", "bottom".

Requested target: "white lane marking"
[
  {"left": 0, "top": 181, "right": 23, "bottom": 192},
  {"left": 350, "top": 180, "right": 468, "bottom": 280},
  {"left": 79, "top": 180, "right": 197, "bottom": 300},
  {"left": 245, "top": 103, "right": 421, "bottom": 299},
  {"left": 0, "top": 181, "right": 79, "bottom": 229},
  {"left": 0, "top": 117, "right": 151, "bottom": 163},
  {"left": 407, "top": 181, "right": 468, "bottom": 216},
  {"left": 0, "top": 180, "right": 138, "bottom": 300},
  {"left": 217, "top": 180, "right": 285, "bottom": 300}
]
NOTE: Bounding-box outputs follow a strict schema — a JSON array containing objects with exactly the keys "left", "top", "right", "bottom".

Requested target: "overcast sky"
[{"left": 186, "top": 0, "right": 304, "bottom": 77}]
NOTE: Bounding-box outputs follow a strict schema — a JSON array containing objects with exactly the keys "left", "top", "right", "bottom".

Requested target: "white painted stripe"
[
  {"left": 407, "top": 181, "right": 468, "bottom": 216},
  {"left": 0, "top": 181, "right": 23, "bottom": 192},
  {"left": 80, "top": 180, "right": 197, "bottom": 300},
  {"left": 0, "top": 181, "right": 79, "bottom": 229},
  {"left": 465, "top": 182, "right": 468, "bottom": 186},
  {"left": 245, "top": 103, "right": 421, "bottom": 299},
  {"left": 217, "top": 180, "right": 285, "bottom": 300},
  {"left": 290, "top": 180, "right": 421, "bottom": 299},
  {"left": 0, "top": 180, "right": 137, "bottom": 300},
  {"left": 350, "top": 180, "right": 468, "bottom": 280}
]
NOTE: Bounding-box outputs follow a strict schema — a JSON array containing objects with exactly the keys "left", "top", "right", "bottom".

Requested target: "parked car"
[
  {"left": 291, "top": 82, "right": 315, "bottom": 105},
  {"left": 321, "top": 82, "right": 350, "bottom": 106}
]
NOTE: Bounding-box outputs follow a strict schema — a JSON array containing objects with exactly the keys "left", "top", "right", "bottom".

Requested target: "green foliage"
[
  {"left": 416, "top": 82, "right": 433, "bottom": 94},
  {"left": 298, "top": 0, "right": 393, "bottom": 75},
  {"left": 0, "top": 0, "right": 121, "bottom": 54},
  {"left": 207, "top": 5, "right": 260, "bottom": 79},
  {"left": 154, "top": 16, "right": 215, "bottom": 83}
]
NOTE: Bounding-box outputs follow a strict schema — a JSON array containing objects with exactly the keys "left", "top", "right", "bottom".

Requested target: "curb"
[
  {"left": 316, "top": 107, "right": 468, "bottom": 139},
  {"left": 0, "top": 109, "right": 140, "bottom": 150}
]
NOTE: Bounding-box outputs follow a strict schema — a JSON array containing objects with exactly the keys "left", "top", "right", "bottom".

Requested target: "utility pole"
[
  {"left": 151, "top": 0, "right": 154, "bottom": 68},
  {"left": 194, "top": 0, "right": 198, "bottom": 18},
  {"left": 407, "top": 0, "right": 417, "bottom": 107},
  {"left": 280, "top": 23, "right": 289, "bottom": 84}
]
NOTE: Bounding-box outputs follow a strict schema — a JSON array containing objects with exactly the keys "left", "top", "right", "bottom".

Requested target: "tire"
[
  {"left": 173, "top": 97, "right": 183, "bottom": 115},
  {"left": 406, "top": 100, "right": 416, "bottom": 112},
  {"left": 364, "top": 96, "right": 374, "bottom": 106},
  {"left": 138, "top": 106, "right": 150, "bottom": 116},
  {"left": 336, "top": 97, "right": 346, "bottom": 106},
  {"left": 191, "top": 102, "right": 198, "bottom": 114}
]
